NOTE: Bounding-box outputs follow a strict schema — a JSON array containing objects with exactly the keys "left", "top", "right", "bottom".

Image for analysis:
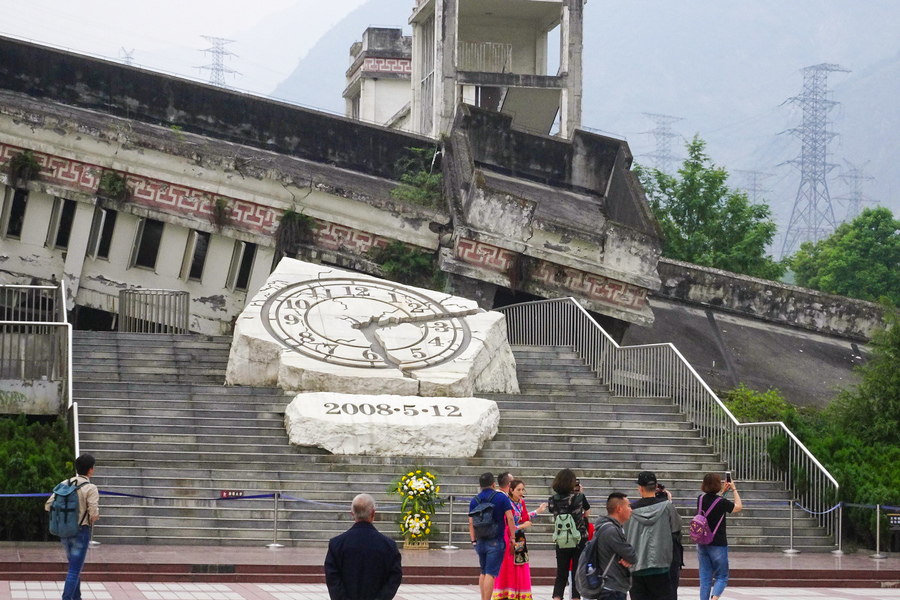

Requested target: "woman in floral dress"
[{"left": 493, "top": 479, "right": 547, "bottom": 600}]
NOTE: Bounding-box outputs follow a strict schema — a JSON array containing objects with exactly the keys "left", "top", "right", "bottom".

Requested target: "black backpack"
[{"left": 469, "top": 491, "right": 499, "bottom": 540}]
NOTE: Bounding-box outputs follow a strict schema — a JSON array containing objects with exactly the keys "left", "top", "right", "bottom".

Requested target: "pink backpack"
[{"left": 689, "top": 496, "right": 724, "bottom": 545}]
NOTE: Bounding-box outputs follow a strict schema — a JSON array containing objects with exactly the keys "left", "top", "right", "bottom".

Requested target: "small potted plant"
[{"left": 390, "top": 469, "right": 441, "bottom": 549}]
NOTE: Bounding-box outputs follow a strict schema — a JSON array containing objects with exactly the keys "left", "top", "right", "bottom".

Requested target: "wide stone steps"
[{"left": 72, "top": 334, "right": 835, "bottom": 550}]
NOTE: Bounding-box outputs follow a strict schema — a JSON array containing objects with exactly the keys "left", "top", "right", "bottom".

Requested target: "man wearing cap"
[{"left": 624, "top": 471, "right": 682, "bottom": 600}]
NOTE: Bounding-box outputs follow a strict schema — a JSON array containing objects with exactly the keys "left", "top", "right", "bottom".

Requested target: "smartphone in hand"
[{"left": 725, "top": 471, "right": 732, "bottom": 483}]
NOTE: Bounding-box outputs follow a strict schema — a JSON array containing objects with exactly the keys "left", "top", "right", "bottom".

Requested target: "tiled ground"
[{"left": 4, "top": 582, "right": 900, "bottom": 600}]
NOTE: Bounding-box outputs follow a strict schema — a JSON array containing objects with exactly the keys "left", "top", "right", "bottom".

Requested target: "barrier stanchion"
[
  {"left": 831, "top": 502, "right": 844, "bottom": 556},
  {"left": 870, "top": 504, "right": 887, "bottom": 559},
  {"left": 783, "top": 500, "right": 800, "bottom": 555},
  {"left": 442, "top": 495, "right": 459, "bottom": 552},
  {"left": 267, "top": 491, "right": 284, "bottom": 549}
]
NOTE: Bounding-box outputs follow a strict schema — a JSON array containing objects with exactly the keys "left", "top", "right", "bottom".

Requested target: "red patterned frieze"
[
  {"left": 362, "top": 57, "right": 412, "bottom": 75},
  {"left": 0, "top": 143, "right": 411, "bottom": 256},
  {"left": 316, "top": 221, "right": 392, "bottom": 254},
  {"left": 531, "top": 261, "right": 647, "bottom": 310},
  {"left": 454, "top": 238, "right": 516, "bottom": 273},
  {"left": 1, "top": 143, "right": 99, "bottom": 193},
  {"left": 454, "top": 237, "right": 647, "bottom": 310}
]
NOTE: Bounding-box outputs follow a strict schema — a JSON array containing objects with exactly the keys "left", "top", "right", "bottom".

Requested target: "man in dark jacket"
[
  {"left": 625, "top": 471, "right": 682, "bottom": 600},
  {"left": 592, "top": 492, "right": 637, "bottom": 600},
  {"left": 324, "top": 494, "right": 402, "bottom": 600}
]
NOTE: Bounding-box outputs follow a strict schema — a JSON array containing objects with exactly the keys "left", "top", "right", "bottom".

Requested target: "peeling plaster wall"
[{"left": 656, "top": 258, "right": 887, "bottom": 341}]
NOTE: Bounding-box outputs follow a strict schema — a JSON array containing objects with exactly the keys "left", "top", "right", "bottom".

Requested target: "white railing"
[
  {"left": 119, "top": 289, "right": 190, "bottom": 334},
  {"left": 458, "top": 41, "right": 512, "bottom": 73},
  {"left": 0, "top": 282, "right": 75, "bottom": 453},
  {"left": 498, "top": 297, "right": 840, "bottom": 541}
]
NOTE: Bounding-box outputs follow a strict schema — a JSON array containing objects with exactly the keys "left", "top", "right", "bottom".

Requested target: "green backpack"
[{"left": 553, "top": 512, "right": 582, "bottom": 549}]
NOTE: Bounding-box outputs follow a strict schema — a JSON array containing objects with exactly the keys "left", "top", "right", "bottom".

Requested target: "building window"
[
  {"left": 226, "top": 241, "right": 257, "bottom": 292},
  {"left": 128, "top": 218, "right": 165, "bottom": 270},
  {"left": 87, "top": 207, "right": 117, "bottom": 260},
  {"left": 1, "top": 189, "right": 29, "bottom": 239},
  {"left": 46, "top": 198, "right": 78, "bottom": 250},
  {"left": 180, "top": 230, "right": 211, "bottom": 282}
]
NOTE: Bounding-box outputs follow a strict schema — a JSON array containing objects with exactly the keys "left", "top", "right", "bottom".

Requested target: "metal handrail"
[
  {"left": 498, "top": 297, "right": 840, "bottom": 542},
  {"left": 0, "top": 281, "right": 75, "bottom": 453},
  {"left": 119, "top": 289, "right": 190, "bottom": 334}
]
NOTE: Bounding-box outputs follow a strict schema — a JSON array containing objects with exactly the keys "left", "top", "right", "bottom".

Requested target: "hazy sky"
[{"left": 0, "top": 0, "right": 368, "bottom": 96}]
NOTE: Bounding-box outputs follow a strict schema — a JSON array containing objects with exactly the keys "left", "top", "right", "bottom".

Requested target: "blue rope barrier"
[
  {"left": 0, "top": 493, "right": 50, "bottom": 498},
  {"left": 794, "top": 501, "right": 841, "bottom": 515},
  {"left": 844, "top": 502, "right": 880, "bottom": 510},
  {"left": 882, "top": 505, "right": 900, "bottom": 512}
]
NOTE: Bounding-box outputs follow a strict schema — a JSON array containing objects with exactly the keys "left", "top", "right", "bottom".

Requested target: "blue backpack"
[
  {"left": 469, "top": 491, "right": 500, "bottom": 540},
  {"left": 49, "top": 479, "right": 88, "bottom": 538}
]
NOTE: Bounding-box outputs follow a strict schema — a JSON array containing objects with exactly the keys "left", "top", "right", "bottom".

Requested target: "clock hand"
[{"left": 351, "top": 308, "right": 480, "bottom": 329}]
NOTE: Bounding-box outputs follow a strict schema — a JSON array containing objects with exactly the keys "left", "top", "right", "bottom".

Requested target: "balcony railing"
[
  {"left": 119, "top": 289, "right": 190, "bottom": 334},
  {"left": 498, "top": 297, "right": 840, "bottom": 544},
  {"left": 458, "top": 41, "right": 512, "bottom": 73}
]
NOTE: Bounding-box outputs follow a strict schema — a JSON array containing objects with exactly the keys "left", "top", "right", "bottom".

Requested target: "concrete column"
[
  {"left": 559, "top": 0, "right": 584, "bottom": 139},
  {"left": 436, "top": 0, "right": 459, "bottom": 137},
  {"left": 410, "top": 20, "right": 423, "bottom": 134},
  {"left": 61, "top": 201, "right": 98, "bottom": 311}
]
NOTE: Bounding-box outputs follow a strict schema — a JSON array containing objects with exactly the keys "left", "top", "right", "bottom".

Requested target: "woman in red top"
[{"left": 492, "top": 479, "right": 547, "bottom": 600}]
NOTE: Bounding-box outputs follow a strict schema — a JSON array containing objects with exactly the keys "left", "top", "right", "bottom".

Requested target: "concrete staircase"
[{"left": 73, "top": 332, "right": 834, "bottom": 550}]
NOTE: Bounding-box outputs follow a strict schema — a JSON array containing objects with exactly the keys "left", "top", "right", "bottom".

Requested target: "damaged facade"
[{"left": 0, "top": 20, "right": 660, "bottom": 338}]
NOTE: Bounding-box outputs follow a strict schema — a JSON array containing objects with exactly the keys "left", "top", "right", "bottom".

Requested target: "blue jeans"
[
  {"left": 61, "top": 526, "right": 92, "bottom": 600},
  {"left": 475, "top": 537, "right": 506, "bottom": 577},
  {"left": 697, "top": 544, "right": 729, "bottom": 600}
]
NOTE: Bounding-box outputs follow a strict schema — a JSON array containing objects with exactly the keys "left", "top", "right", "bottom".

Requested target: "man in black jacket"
[
  {"left": 592, "top": 492, "right": 637, "bottom": 600},
  {"left": 324, "top": 494, "right": 402, "bottom": 600}
]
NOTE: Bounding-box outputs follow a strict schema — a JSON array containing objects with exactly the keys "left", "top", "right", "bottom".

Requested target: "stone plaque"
[
  {"left": 226, "top": 258, "right": 519, "bottom": 397},
  {"left": 284, "top": 392, "right": 500, "bottom": 457}
]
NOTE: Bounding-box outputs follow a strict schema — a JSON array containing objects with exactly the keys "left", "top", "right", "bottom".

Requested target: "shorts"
[{"left": 475, "top": 537, "right": 506, "bottom": 577}]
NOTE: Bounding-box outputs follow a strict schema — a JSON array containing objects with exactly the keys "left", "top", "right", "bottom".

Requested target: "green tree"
[
  {"left": 791, "top": 207, "right": 900, "bottom": 305},
  {"left": 828, "top": 309, "right": 900, "bottom": 445},
  {"left": 636, "top": 135, "right": 785, "bottom": 279}
]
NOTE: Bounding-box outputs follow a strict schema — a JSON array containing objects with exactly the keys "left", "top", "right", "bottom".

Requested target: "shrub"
[
  {"left": 390, "top": 147, "right": 443, "bottom": 208},
  {"left": 275, "top": 208, "right": 317, "bottom": 259},
  {"left": 6, "top": 151, "right": 42, "bottom": 189},
  {"left": 368, "top": 241, "right": 444, "bottom": 290},
  {"left": 0, "top": 415, "right": 74, "bottom": 541}
]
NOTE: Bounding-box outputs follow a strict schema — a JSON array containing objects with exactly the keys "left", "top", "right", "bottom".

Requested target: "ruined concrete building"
[
  {"left": 0, "top": 0, "right": 661, "bottom": 339},
  {"left": 346, "top": 0, "right": 584, "bottom": 138}
]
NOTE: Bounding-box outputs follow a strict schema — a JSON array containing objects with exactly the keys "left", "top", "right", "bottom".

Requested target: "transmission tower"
[
  {"left": 836, "top": 159, "right": 875, "bottom": 221},
  {"left": 736, "top": 170, "right": 773, "bottom": 204},
  {"left": 197, "top": 36, "right": 239, "bottom": 88},
  {"left": 780, "top": 63, "right": 849, "bottom": 258},
  {"left": 118, "top": 48, "right": 135, "bottom": 66},
  {"left": 642, "top": 113, "right": 683, "bottom": 173}
]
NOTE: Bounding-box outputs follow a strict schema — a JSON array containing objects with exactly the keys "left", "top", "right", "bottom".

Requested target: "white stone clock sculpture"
[{"left": 225, "top": 258, "right": 518, "bottom": 457}]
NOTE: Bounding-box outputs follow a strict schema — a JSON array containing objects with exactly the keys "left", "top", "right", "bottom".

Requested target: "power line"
[
  {"left": 641, "top": 113, "right": 683, "bottom": 174},
  {"left": 780, "top": 63, "right": 849, "bottom": 258},
  {"left": 836, "top": 159, "right": 876, "bottom": 221},
  {"left": 197, "top": 36, "right": 239, "bottom": 88}
]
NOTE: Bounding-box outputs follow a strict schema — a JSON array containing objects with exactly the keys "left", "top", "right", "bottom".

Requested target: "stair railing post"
[
  {"left": 831, "top": 502, "right": 844, "bottom": 556},
  {"left": 783, "top": 499, "right": 800, "bottom": 555},
  {"left": 267, "top": 491, "right": 284, "bottom": 549},
  {"left": 442, "top": 495, "right": 459, "bottom": 552},
  {"left": 870, "top": 504, "right": 887, "bottom": 559}
]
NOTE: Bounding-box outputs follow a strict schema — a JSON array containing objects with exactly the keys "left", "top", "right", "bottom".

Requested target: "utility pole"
[
  {"left": 197, "top": 36, "right": 239, "bottom": 88},
  {"left": 836, "top": 159, "right": 875, "bottom": 221},
  {"left": 119, "top": 48, "right": 135, "bottom": 66},
  {"left": 642, "top": 113, "right": 683, "bottom": 174},
  {"left": 780, "top": 63, "right": 849, "bottom": 258},
  {"left": 736, "top": 170, "right": 773, "bottom": 204}
]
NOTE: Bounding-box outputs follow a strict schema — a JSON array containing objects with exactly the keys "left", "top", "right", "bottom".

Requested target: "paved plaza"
[{"left": 3, "top": 581, "right": 900, "bottom": 600}]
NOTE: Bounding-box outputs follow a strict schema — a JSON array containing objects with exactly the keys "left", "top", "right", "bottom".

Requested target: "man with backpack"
[
  {"left": 468, "top": 472, "right": 515, "bottom": 600},
  {"left": 624, "top": 471, "right": 681, "bottom": 600},
  {"left": 45, "top": 454, "right": 99, "bottom": 600},
  {"left": 577, "top": 492, "right": 636, "bottom": 600}
]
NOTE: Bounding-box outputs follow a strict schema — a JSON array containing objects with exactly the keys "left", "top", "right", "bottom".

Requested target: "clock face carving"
[{"left": 261, "top": 277, "right": 473, "bottom": 370}]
